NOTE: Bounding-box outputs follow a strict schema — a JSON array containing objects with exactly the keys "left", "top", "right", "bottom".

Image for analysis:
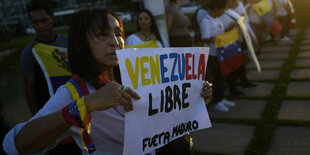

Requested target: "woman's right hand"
[{"left": 85, "top": 81, "right": 141, "bottom": 113}]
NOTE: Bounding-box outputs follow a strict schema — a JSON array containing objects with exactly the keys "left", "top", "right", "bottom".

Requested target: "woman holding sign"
[
  {"left": 126, "top": 9, "right": 168, "bottom": 48},
  {"left": 2, "top": 7, "right": 212, "bottom": 155}
]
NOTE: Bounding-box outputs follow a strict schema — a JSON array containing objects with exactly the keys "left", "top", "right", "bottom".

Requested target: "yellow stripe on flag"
[
  {"left": 79, "top": 128, "right": 87, "bottom": 150},
  {"left": 33, "top": 43, "right": 71, "bottom": 77},
  {"left": 253, "top": 0, "right": 271, "bottom": 16},
  {"left": 76, "top": 97, "right": 88, "bottom": 127},
  {"left": 125, "top": 40, "right": 159, "bottom": 48},
  {"left": 215, "top": 28, "right": 240, "bottom": 48},
  {"left": 65, "top": 82, "right": 80, "bottom": 101}
]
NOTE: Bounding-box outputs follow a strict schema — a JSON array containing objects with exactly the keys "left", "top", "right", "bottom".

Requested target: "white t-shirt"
[
  {"left": 220, "top": 12, "right": 235, "bottom": 29},
  {"left": 230, "top": 6, "right": 257, "bottom": 42},
  {"left": 196, "top": 8, "right": 209, "bottom": 24},
  {"left": 275, "top": 0, "right": 289, "bottom": 16},
  {"left": 234, "top": 1, "right": 249, "bottom": 23},
  {"left": 126, "top": 33, "right": 168, "bottom": 48},
  {"left": 200, "top": 15, "right": 224, "bottom": 56},
  {"left": 3, "top": 83, "right": 127, "bottom": 155},
  {"left": 247, "top": 5, "right": 262, "bottom": 24}
]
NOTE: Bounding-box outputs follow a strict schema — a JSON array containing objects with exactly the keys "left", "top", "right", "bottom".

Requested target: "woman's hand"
[
  {"left": 85, "top": 81, "right": 141, "bottom": 113},
  {"left": 200, "top": 81, "right": 213, "bottom": 106},
  {"left": 225, "top": 22, "right": 238, "bottom": 32}
]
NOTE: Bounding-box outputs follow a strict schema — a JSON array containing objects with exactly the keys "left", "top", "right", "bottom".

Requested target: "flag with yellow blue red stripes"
[
  {"left": 32, "top": 43, "right": 71, "bottom": 97},
  {"left": 215, "top": 28, "right": 245, "bottom": 75}
]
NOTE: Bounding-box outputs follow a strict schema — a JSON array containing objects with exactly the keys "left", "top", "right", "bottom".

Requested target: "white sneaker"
[
  {"left": 214, "top": 100, "right": 229, "bottom": 112},
  {"left": 223, "top": 99, "right": 236, "bottom": 107}
]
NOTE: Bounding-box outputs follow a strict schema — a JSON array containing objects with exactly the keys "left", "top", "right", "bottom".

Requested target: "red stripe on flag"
[
  {"left": 72, "top": 74, "right": 89, "bottom": 96},
  {"left": 220, "top": 53, "right": 245, "bottom": 75}
]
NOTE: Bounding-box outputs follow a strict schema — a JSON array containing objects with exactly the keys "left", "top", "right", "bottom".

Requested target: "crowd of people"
[
  {"left": 1, "top": 0, "right": 295, "bottom": 154},
  {"left": 194, "top": 0, "right": 294, "bottom": 112}
]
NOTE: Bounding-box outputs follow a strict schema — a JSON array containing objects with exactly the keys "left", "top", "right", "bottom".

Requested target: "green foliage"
[
  {"left": 123, "top": 21, "right": 138, "bottom": 37},
  {"left": 0, "top": 35, "right": 35, "bottom": 52},
  {"left": 0, "top": 23, "right": 12, "bottom": 42},
  {"left": 0, "top": 35, "right": 35, "bottom": 71}
]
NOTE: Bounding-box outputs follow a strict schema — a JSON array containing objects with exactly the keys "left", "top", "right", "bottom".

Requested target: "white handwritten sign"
[{"left": 116, "top": 47, "right": 212, "bottom": 155}]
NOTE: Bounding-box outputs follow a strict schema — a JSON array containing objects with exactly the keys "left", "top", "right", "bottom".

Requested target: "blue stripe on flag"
[
  {"left": 216, "top": 40, "right": 242, "bottom": 62},
  {"left": 68, "top": 78, "right": 84, "bottom": 98}
]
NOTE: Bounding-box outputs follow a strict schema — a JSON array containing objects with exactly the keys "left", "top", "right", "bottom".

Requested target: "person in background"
[
  {"left": 231, "top": 0, "right": 257, "bottom": 88},
  {"left": 126, "top": 9, "right": 168, "bottom": 47},
  {"left": 3, "top": 7, "right": 213, "bottom": 155},
  {"left": 193, "top": 0, "right": 210, "bottom": 46},
  {"left": 246, "top": 0, "right": 277, "bottom": 48},
  {"left": 20, "top": 0, "right": 80, "bottom": 154},
  {"left": 224, "top": 0, "right": 257, "bottom": 96},
  {"left": 275, "top": 0, "right": 292, "bottom": 42},
  {"left": 126, "top": 9, "right": 199, "bottom": 155},
  {"left": 246, "top": 0, "right": 265, "bottom": 54},
  {"left": 200, "top": 0, "right": 236, "bottom": 112},
  {"left": 232, "top": 0, "right": 255, "bottom": 38},
  {"left": 126, "top": 9, "right": 194, "bottom": 155},
  {"left": 22, "top": 0, "right": 68, "bottom": 116},
  {"left": 166, "top": 0, "right": 192, "bottom": 47},
  {"left": 219, "top": 0, "right": 246, "bottom": 96},
  {"left": 196, "top": 0, "right": 211, "bottom": 24}
]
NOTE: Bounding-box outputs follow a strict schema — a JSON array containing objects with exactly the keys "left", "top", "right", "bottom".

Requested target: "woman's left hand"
[{"left": 200, "top": 81, "right": 213, "bottom": 106}]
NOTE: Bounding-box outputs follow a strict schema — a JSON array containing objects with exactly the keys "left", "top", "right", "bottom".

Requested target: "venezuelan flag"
[
  {"left": 253, "top": 0, "right": 282, "bottom": 37},
  {"left": 32, "top": 43, "right": 72, "bottom": 97},
  {"left": 215, "top": 28, "right": 245, "bottom": 75}
]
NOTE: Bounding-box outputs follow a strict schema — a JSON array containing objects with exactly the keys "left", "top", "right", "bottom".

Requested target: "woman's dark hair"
[
  {"left": 209, "top": 0, "right": 228, "bottom": 11},
  {"left": 137, "top": 9, "right": 164, "bottom": 46},
  {"left": 68, "top": 7, "right": 124, "bottom": 88}
]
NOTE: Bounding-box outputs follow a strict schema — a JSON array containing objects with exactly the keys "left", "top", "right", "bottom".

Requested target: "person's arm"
[
  {"left": 203, "top": 37, "right": 216, "bottom": 44},
  {"left": 200, "top": 17, "right": 215, "bottom": 44},
  {"left": 14, "top": 81, "right": 140, "bottom": 154},
  {"left": 15, "top": 110, "right": 72, "bottom": 153},
  {"left": 225, "top": 22, "right": 238, "bottom": 32},
  {"left": 245, "top": 3, "right": 252, "bottom": 13},
  {"left": 166, "top": 14, "right": 174, "bottom": 33},
  {"left": 23, "top": 74, "right": 39, "bottom": 115}
]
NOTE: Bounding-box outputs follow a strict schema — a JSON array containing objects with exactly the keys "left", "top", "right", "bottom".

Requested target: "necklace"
[{"left": 140, "top": 31, "right": 153, "bottom": 41}]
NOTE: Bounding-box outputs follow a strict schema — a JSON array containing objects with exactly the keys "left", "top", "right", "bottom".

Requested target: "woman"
[
  {"left": 3, "top": 7, "right": 212, "bottom": 155},
  {"left": 126, "top": 9, "right": 167, "bottom": 47},
  {"left": 166, "top": 0, "right": 192, "bottom": 47}
]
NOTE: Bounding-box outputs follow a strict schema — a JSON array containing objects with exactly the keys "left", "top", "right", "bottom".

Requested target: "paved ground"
[
  {"left": 192, "top": 28, "right": 310, "bottom": 155},
  {"left": 1, "top": 28, "right": 310, "bottom": 154}
]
